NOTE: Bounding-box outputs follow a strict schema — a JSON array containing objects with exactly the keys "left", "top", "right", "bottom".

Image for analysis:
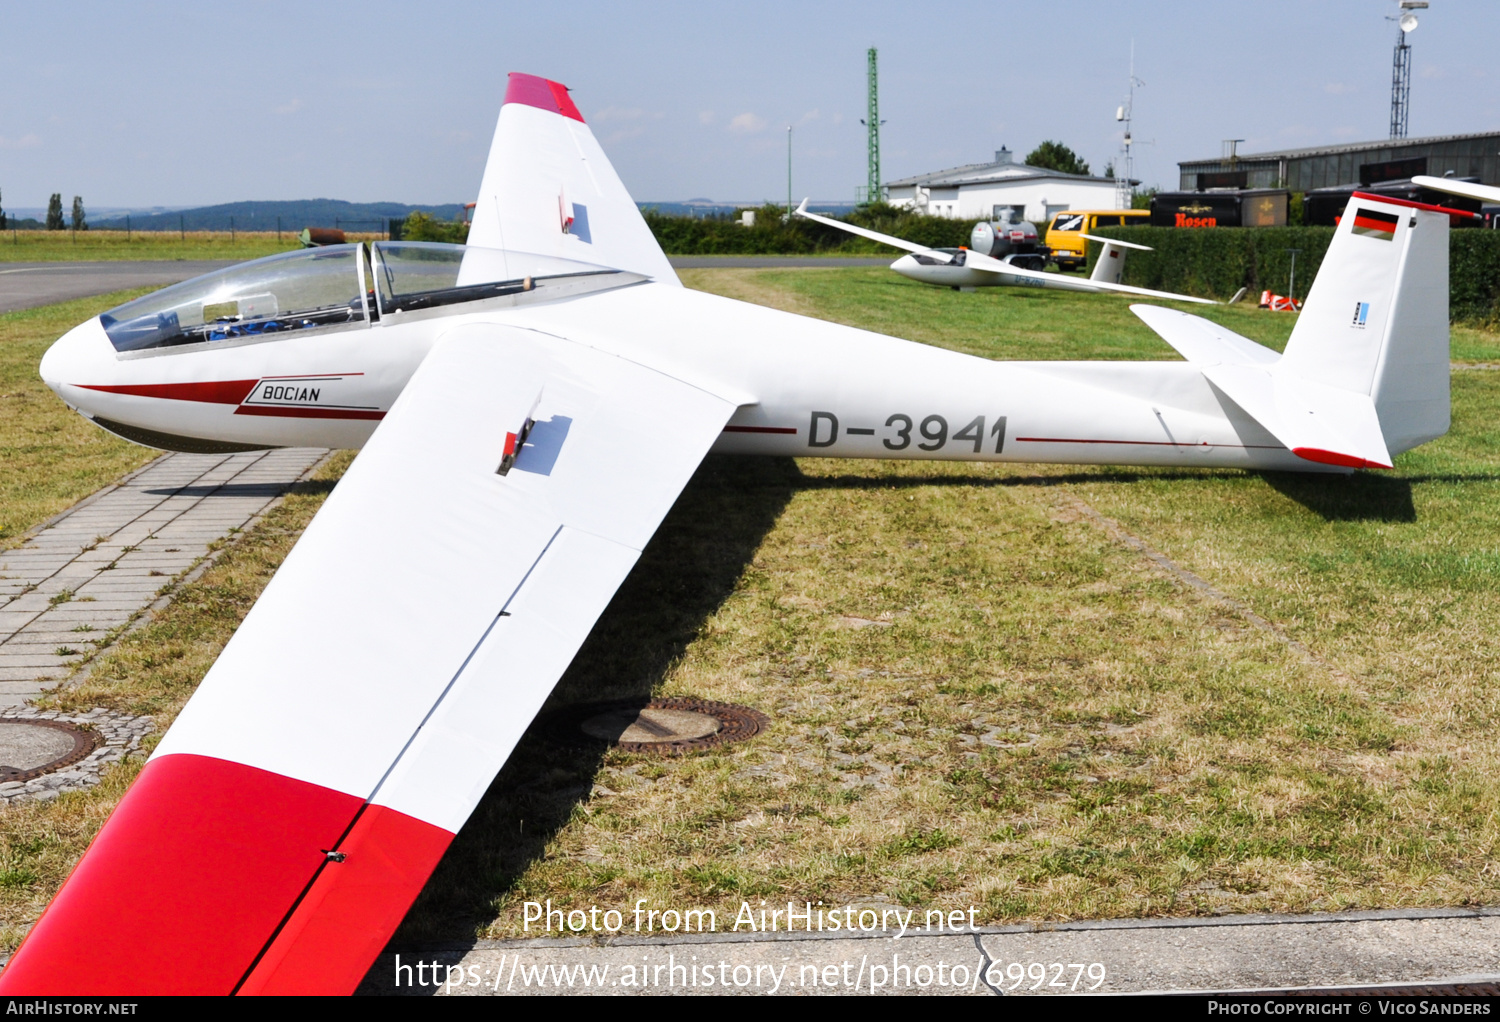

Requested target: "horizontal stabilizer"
[
  {"left": 1131, "top": 305, "right": 1280, "bottom": 366},
  {"left": 1202, "top": 363, "right": 1392, "bottom": 469},
  {"left": 1078, "top": 233, "right": 1151, "bottom": 251}
]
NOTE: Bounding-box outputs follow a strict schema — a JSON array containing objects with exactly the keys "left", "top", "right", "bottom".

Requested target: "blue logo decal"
[{"left": 1352, "top": 301, "right": 1370, "bottom": 328}]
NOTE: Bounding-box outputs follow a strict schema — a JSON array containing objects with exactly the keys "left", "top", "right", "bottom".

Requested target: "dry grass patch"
[
  {"left": 391, "top": 270, "right": 1500, "bottom": 941},
  {"left": 6, "top": 269, "right": 1500, "bottom": 951}
]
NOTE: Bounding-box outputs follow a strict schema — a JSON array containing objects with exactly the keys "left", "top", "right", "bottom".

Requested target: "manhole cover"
[
  {"left": 550, "top": 698, "right": 769, "bottom": 755},
  {"left": 0, "top": 719, "right": 101, "bottom": 782}
]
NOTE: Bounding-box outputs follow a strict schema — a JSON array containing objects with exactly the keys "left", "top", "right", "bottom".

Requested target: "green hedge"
[
  {"left": 643, "top": 203, "right": 979, "bottom": 256},
  {"left": 1091, "top": 225, "right": 1500, "bottom": 325}
]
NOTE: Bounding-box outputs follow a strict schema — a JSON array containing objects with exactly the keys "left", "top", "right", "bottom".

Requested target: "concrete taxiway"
[
  {"left": 0, "top": 260, "right": 237, "bottom": 314},
  {"left": 361, "top": 907, "right": 1500, "bottom": 996}
]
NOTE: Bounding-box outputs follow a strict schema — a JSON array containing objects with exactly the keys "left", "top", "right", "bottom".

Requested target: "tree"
[
  {"left": 71, "top": 196, "right": 86, "bottom": 231},
  {"left": 46, "top": 194, "right": 64, "bottom": 231},
  {"left": 1103, "top": 160, "right": 1115, "bottom": 180},
  {"left": 0, "top": 187, "right": 5, "bottom": 230},
  {"left": 1025, "top": 141, "right": 1090, "bottom": 177},
  {"left": 400, "top": 210, "right": 468, "bottom": 243}
]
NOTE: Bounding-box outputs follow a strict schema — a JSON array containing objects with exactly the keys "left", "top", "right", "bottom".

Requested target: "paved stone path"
[{"left": 0, "top": 448, "right": 329, "bottom": 707}]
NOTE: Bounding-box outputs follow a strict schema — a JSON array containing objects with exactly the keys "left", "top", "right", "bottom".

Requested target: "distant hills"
[
  {"left": 89, "top": 200, "right": 467, "bottom": 232},
  {"left": 5, "top": 197, "right": 862, "bottom": 233}
]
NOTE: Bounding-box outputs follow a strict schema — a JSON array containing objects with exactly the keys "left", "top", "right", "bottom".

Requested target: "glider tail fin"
[
  {"left": 1080, "top": 233, "right": 1151, "bottom": 285},
  {"left": 1277, "top": 194, "right": 1450, "bottom": 457},
  {"left": 464, "top": 72, "right": 679, "bottom": 285}
]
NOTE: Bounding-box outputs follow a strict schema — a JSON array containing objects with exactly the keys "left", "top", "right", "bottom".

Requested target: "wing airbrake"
[{"left": 0, "top": 327, "right": 740, "bottom": 994}]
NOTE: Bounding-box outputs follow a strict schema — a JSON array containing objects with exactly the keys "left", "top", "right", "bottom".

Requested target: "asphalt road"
[
  {"left": 0, "top": 260, "right": 238, "bottom": 315},
  {"left": 0, "top": 257, "right": 892, "bottom": 317}
]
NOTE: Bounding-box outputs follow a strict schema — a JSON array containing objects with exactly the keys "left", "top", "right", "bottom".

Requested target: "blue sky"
[{"left": 2, "top": 0, "right": 1496, "bottom": 210}]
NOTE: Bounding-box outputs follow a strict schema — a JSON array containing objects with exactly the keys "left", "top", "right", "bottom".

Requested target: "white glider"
[
  {"left": 0, "top": 73, "right": 1451, "bottom": 994},
  {"left": 793, "top": 198, "right": 1216, "bottom": 304}
]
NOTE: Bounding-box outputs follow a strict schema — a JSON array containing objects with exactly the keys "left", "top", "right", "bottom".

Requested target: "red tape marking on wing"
[
  {"left": 76, "top": 380, "right": 260, "bottom": 405},
  {"left": 237, "top": 805, "right": 454, "bottom": 995},
  {"left": 0, "top": 754, "right": 361, "bottom": 995},
  {"left": 504, "top": 72, "right": 585, "bottom": 123}
]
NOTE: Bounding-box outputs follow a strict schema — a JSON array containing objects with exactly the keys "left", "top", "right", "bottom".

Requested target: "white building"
[{"left": 886, "top": 147, "right": 1126, "bottom": 223}]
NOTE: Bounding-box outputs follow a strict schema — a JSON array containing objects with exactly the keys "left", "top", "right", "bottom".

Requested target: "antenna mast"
[{"left": 1115, "top": 42, "right": 1143, "bottom": 210}]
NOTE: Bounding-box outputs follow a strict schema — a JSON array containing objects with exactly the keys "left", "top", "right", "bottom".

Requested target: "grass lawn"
[
  {"left": 3, "top": 268, "right": 1500, "bottom": 948},
  {"left": 0, "top": 230, "right": 335, "bottom": 263}
]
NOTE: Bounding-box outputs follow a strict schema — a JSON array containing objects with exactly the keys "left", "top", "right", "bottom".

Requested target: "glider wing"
[
  {"left": 793, "top": 199, "right": 954, "bottom": 261},
  {"left": 0, "top": 324, "right": 739, "bottom": 994}
]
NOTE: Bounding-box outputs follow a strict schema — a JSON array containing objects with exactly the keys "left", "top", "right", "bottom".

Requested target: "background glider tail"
[
  {"left": 1278, "top": 194, "right": 1450, "bottom": 458},
  {"left": 463, "top": 72, "right": 679, "bottom": 285},
  {"left": 1080, "top": 233, "right": 1150, "bottom": 285}
]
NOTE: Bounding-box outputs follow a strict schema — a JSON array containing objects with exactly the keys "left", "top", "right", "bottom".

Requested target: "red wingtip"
[
  {"left": 504, "top": 72, "right": 585, "bottom": 123},
  {"left": 1292, "top": 447, "right": 1392, "bottom": 470}
]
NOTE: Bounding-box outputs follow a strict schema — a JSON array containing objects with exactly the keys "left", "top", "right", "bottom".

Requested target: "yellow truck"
[{"left": 1045, "top": 209, "right": 1149, "bottom": 271}]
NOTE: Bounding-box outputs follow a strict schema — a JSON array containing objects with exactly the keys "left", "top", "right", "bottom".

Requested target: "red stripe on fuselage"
[
  {"left": 234, "top": 406, "right": 386, "bottom": 420},
  {"left": 76, "top": 380, "right": 260, "bottom": 404},
  {"left": 1016, "top": 436, "right": 1281, "bottom": 449},
  {"left": 504, "top": 72, "right": 586, "bottom": 123},
  {"left": 0, "top": 754, "right": 362, "bottom": 995}
]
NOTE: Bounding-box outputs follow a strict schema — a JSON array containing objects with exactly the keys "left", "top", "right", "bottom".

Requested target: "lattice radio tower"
[
  {"left": 860, "top": 47, "right": 885, "bottom": 205},
  {"left": 1389, "top": 2, "right": 1428, "bottom": 140}
]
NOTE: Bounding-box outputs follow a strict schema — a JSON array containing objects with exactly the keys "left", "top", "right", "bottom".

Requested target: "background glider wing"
[
  {"left": 793, "top": 199, "right": 953, "bottom": 261},
  {"left": 962, "top": 249, "right": 1218, "bottom": 305},
  {"left": 0, "top": 325, "right": 738, "bottom": 995},
  {"left": 1411, "top": 175, "right": 1500, "bottom": 206}
]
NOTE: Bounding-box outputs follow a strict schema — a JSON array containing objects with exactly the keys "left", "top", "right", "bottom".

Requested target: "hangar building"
[
  {"left": 1177, "top": 131, "right": 1500, "bottom": 192},
  {"left": 886, "top": 147, "right": 1124, "bottom": 223}
]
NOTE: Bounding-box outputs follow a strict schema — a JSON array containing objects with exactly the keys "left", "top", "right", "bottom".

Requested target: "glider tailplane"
[
  {"left": 464, "top": 72, "right": 679, "bottom": 285},
  {"left": 1133, "top": 194, "right": 1449, "bottom": 470},
  {"left": 1278, "top": 194, "right": 1450, "bottom": 459}
]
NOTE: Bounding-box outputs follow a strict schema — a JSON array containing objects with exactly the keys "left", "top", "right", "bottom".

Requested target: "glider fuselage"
[{"left": 41, "top": 252, "right": 1315, "bottom": 474}]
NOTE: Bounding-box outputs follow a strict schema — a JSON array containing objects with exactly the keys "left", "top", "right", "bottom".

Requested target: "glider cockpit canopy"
[{"left": 98, "top": 242, "right": 630, "bottom": 354}]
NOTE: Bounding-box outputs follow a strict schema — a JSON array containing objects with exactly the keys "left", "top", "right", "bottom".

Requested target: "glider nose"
[
  {"left": 891, "top": 254, "right": 922, "bottom": 279},
  {"left": 40, "top": 315, "right": 114, "bottom": 411}
]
